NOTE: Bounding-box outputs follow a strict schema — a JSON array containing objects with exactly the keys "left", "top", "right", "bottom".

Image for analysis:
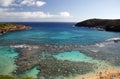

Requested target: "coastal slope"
[
  {"left": 75, "top": 19, "right": 120, "bottom": 32},
  {"left": 0, "top": 23, "right": 30, "bottom": 34}
]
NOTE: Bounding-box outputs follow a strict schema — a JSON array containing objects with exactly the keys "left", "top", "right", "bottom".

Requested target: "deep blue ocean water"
[
  {"left": 0, "top": 22, "right": 120, "bottom": 45},
  {"left": 0, "top": 22, "right": 120, "bottom": 78}
]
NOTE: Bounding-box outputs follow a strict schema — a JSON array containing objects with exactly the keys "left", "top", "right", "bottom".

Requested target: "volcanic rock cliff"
[{"left": 75, "top": 19, "right": 120, "bottom": 32}]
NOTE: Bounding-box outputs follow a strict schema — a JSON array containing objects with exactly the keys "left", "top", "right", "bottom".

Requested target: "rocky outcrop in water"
[
  {"left": 12, "top": 42, "right": 120, "bottom": 79},
  {"left": 14, "top": 44, "right": 95, "bottom": 79},
  {"left": 75, "top": 19, "right": 120, "bottom": 32},
  {"left": 0, "top": 23, "right": 30, "bottom": 34}
]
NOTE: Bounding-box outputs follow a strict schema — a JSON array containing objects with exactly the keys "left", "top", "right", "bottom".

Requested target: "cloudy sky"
[{"left": 0, "top": 0, "right": 120, "bottom": 22}]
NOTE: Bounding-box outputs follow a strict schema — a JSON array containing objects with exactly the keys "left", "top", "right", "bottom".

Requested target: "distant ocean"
[
  {"left": 0, "top": 22, "right": 120, "bottom": 79},
  {"left": 0, "top": 22, "right": 120, "bottom": 45}
]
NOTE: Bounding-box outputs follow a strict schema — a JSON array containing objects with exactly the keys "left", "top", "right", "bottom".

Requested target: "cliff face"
[
  {"left": 0, "top": 24, "right": 30, "bottom": 34},
  {"left": 75, "top": 19, "right": 120, "bottom": 32}
]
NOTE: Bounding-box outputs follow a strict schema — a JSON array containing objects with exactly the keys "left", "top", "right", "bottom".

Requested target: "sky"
[{"left": 0, "top": 0, "right": 120, "bottom": 22}]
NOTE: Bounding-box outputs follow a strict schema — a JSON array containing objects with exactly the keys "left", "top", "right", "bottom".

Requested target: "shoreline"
[
  {"left": 0, "top": 23, "right": 30, "bottom": 35},
  {"left": 75, "top": 19, "right": 120, "bottom": 32},
  {"left": 68, "top": 64, "right": 120, "bottom": 79}
]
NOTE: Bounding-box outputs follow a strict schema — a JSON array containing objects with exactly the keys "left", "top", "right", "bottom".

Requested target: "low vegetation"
[
  {"left": 75, "top": 18, "right": 120, "bottom": 32},
  {"left": 0, "top": 74, "right": 34, "bottom": 79},
  {"left": 0, "top": 23, "right": 30, "bottom": 34},
  {"left": 0, "top": 23, "right": 16, "bottom": 28}
]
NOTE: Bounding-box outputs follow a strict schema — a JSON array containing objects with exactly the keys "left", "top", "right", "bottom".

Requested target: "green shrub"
[
  {"left": 0, "top": 74, "right": 15, "bottom": 79},
  {"left": 19, "top": 77, "right": 33, "bottom": 79},
  {"left": 0, "top": 74, "right": 34, "bottom": 79},
  {"left": 0, "top": 23, "right": 16, "bottom": 28}
]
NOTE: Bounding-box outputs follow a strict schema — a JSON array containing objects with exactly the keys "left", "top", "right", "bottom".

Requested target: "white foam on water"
[
  {"left": 10, "top": 44, "right": 39, "bottom": 49},
  {"left": 90, "top": 49, "right": 99, "bottom": 52},
  {"left": 94, "top": 37, "right": 120, "bottom": 47},
  {"left": 95, "top": 41, "right": 115, "bottom": 47},
  {"left": 95, "top": 43, "right": 105, "bottom": 47},
  {"left": 10, "top": 44, "right": 27, "bottom": 48},
  {"left": 106, "top": 37, "right": 120, "bottom": 42}
]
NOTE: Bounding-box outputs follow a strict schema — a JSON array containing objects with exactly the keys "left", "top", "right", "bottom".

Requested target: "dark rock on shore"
[
  {"left": 0, "top": 23, "right": 30, "bottom": 34},
  {"left": 75, "top": 18, "right": 120, "bottom": 32}
]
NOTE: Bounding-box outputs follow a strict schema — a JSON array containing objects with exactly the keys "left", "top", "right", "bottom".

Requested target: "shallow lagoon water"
[
  {"left": 53, "top": 50, "right": 110, "bottom": 71},
  {"left": 21, "top": 67, "right": 39, "bottom": 78},
  {"left": 0, "top": 22, "right": 120, "bottom": 78},
  {"left": 0, "top": 46, "right": 18, "bottom": 75},
  {"left": 54, "top": 51, "right": 93, "bottom": 62}
]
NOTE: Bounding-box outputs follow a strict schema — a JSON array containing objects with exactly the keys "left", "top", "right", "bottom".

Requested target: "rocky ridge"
[{"left": 75, "top": 19, "right": 120, "bottom": 32}]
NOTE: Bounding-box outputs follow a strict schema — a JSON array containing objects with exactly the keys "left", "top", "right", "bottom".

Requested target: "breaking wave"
[
  {"left": 95, "top": 37, "right": 120, "bottom": 47},
  {"left": 10, "top": 44, "right": 39, "bottom": 49}
]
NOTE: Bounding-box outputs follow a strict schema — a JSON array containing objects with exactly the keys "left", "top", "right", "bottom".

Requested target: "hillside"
[
  {"left": 75, "top": 19, "right": 120, "bottom": 32},
  {"left": 0, "top": 23, "right": 30, "bottom": 34}
]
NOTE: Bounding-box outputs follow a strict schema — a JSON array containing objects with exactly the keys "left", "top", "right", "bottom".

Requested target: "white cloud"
[
  {"left": 59, "top": 12, "right": 71, "bottom": 17},
  {"left": 36, "top": 1, "right": 46, "bottom": 7},
  {"left": 0, "top": 8, "right": 73, "bottom": 22},
  {"left": 0, "top": 0, "right": 72, "bottom": 21},
  {"left": 20, "top": 0, "right": 46, "bottom": 7},
  {"left": 0, "top": 0, "right": 46, "bottom": 7},
  {"left": 0, "top": 10, "right": 72, "bottom": 18},
  {"left": 0, "top": 0, "right": 13, "bottom": 7},
  {"left": 0, "top": 8, "right": 14, "bottom": 12},
  {"left": 5, "top": 11, "right": 53, "bottom": 18},
  {"left": 0, "top": 8, "right": 5, "bottom": 12},
  {"left": 20, "top": 0, "right": 35, "bottom": 6}
]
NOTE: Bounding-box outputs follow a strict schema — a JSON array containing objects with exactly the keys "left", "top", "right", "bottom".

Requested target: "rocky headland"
[
  {"left": 0, "top": 23, "right": 30, "bottom": 34},
  {"left": 75, "top": 19, "right": 120, "bottom": 32}
]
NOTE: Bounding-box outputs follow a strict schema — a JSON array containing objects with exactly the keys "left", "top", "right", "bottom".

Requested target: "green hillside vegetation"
[
  {"left": 0, "top": 74, "right": 34, "bottom": 79},
  {"left": 0, "top": 23, "right": 30, "bottom": 34},
  {"left": 0, "top": 23, "right": 16, "bottom": 29},
  {"left": 75, "top": 19, "right": 120, "bottom": 32}
]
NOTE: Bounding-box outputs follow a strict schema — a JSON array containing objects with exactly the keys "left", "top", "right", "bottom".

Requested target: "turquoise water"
[
  {"left": 21, "top": 67, "right": 39, "bottom": 78},
  {"left": 54, "top": 51, "right": 93, "bottom": 62},
  {"left": 0, "top": 22, "right": 120, "bottom": 45},
  {"left": 50, "top": 31, "right": 81, "bottom": 39},
  {"left": 0, "top": 22, "right": 120, "bottom": 78},
  {"left": 0, "top": 46, "right": 18, "bottom": 75}
]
